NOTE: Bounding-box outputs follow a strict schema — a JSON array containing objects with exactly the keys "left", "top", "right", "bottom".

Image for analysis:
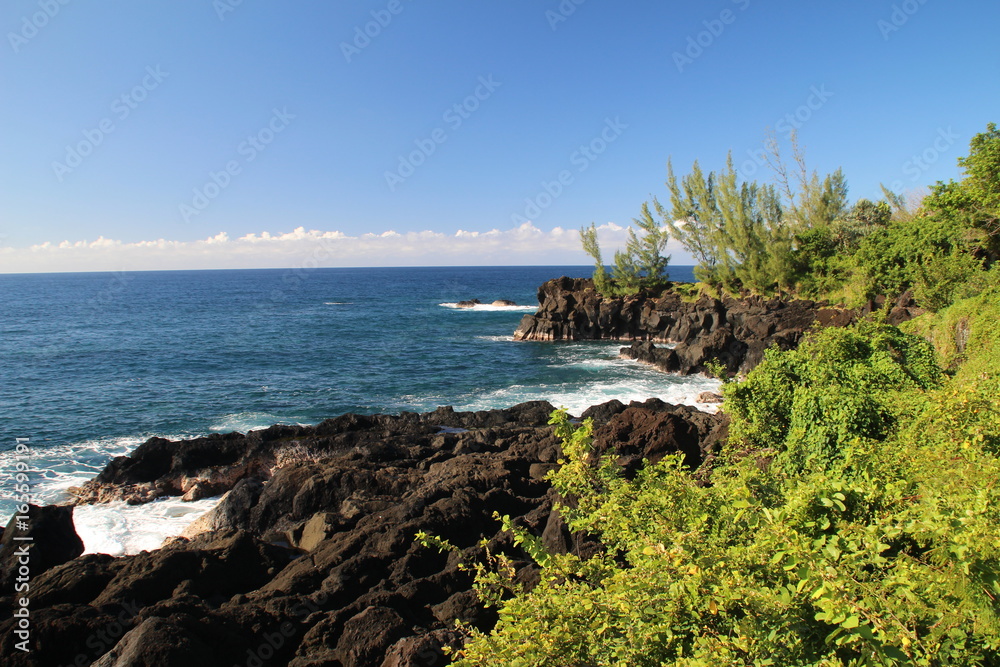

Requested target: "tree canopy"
[{"left": 580, "top": 217, "right": 670, "bottom": 297}]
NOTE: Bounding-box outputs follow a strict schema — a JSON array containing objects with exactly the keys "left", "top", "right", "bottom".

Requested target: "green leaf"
[{"left": 880, "top": 646, "right": 910, "bottom": 661}]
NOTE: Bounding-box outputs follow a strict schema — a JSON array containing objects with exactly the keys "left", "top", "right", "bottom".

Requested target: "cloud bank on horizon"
[{"left": 1, "top": 222, "right": 688, "bottom": 274}]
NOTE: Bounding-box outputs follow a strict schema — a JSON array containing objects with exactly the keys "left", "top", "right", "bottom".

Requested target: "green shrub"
[
  {"left": 724, "top": 321, "right": 941, "bottom": 476},
  {"left": 446, "top": 319, "right": 999, "bottom": 666}
]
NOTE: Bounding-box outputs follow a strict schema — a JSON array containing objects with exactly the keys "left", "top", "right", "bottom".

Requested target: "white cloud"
[
  {"left": 0, "top": 223, "right": 656, "bottom": 274},
  {"left": 0, "top": 222, "right": 696, "bottom": 274}
]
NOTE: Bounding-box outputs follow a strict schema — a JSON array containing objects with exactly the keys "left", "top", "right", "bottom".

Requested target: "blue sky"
[{"left": 1, "top": 0, "right": 997, "bottom": 272}]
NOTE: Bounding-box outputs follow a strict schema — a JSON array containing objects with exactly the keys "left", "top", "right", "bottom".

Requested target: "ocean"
[{"left": 0, "top": 265, "right": 718, "bottom": 554}]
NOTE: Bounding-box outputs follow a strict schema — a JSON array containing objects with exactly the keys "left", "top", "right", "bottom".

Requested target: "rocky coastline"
[
  {"left": 0, "top": 278, "right": 915, "bottom": 666},
  {"left": 514, "top": 277, "right": 922, "bottom": 376},
  {"left": 1, "top": 400, "right": 723, "bottom": 667}
]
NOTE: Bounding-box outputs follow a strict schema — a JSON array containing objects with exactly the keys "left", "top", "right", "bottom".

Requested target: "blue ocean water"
[{"left": 0, "top": 266, "right": 713, "bottom": 550}]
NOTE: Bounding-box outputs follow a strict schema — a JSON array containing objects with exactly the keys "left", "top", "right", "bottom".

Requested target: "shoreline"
[{"left": 0, "top": 397, "right": 726, "bottom": 666}]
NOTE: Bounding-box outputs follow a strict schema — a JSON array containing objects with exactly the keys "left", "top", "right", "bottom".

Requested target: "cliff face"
[{"left": 513, "top": 277, "right": 921, "bottom": 375}]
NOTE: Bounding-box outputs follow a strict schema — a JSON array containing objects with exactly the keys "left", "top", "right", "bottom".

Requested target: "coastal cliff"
[
  {"left": 514, "top": 277, "right": 922, "bottom": 375},
  {"left": 0, "top": 400, "right": 724, "bottom": 667}
]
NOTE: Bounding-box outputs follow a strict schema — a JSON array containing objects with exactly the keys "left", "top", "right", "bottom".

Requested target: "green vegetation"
[
  {"left": 427, "top": 126, "right": 1000, "bottom": 665},
  {"left": 581, "top": 215, "right": 671, "bottom": 297},
  {"left": 661, "top": 143, "right": 848, "bottom": 295},
  {"left": 582, "top": 125, "right": 1000, "bottom": 309},
  {"left": 446, "top": 314, "right": 1000, "bottom": 666}
]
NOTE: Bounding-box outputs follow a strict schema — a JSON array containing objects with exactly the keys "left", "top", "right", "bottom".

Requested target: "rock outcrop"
[
  {"left": 0, "top": 505, "right": 84, "bottom": 590},
  {"left": 513, "top": 277, "right": 922, "bottom": 375},
  {"left": 1, "top": 400, "right": 724, "bottom": 667}
]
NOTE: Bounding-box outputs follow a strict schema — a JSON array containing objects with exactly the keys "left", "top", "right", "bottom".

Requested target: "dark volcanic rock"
[
  {"left": 0, "top": 400, "right": 724, "bottom": 666},
  {"left": 0, "top": 504, "right": 84, "bottom": 590},
  {"left": 381, "top": 629, "right": 463, "bottom": 667},
  {"left": 514, "top": 277, "right": 924, "bottom": 375},
  {"left": 589, "top": 399, "right": 727, "bottom": 476},
  {"left": 70, "top": 428, "right": 296, "bottom": 505}
]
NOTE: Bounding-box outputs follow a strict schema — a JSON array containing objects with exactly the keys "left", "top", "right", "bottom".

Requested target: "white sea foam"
[
  {"left": 209, "top": 411, "right": 301, "bottom": 433},
  {"left": 439, "top": 302, "right": 536, "bottom": 312},
  {"left": 0, "top": 433, "right": 221, "bottom": 557},
  {"left": 0, "top": 435, "right": 177, "bottom": 510},
  {"left": 454, "top": 354, "right": 723, "bottom": 417},
  {"left": 323, "top": 302, "right": 352, "bottom": 305},
  {"left": 457, "top": 379, "right": 722, "bottom": 417},
  {"left": 475, "top": 335, "right": 515, "bottom": 342},
  {"left": 74, "top": 496, "right": 220, "bottom": 556}
]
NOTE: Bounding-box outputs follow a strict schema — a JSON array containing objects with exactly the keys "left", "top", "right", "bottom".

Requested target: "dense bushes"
[
  {"left": 440, "top": 126, "right": 1000, "bottom": 665},
  {"left": 448, "top": 315, "right": 1000, "bottom": 665},
  {"left": 725, "top": 321, "right": 942, "bottom": 476}
]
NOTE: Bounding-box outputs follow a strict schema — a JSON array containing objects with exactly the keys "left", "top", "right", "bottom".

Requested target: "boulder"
[
  {"left": 697, "top": 391, "right": 724, "bottom": 404},
  {"left": 0, "top": 504, "right": 84, "bottom": 590},
  {"left": 380, "top": 629, "right": 463, "bottom": 667}
]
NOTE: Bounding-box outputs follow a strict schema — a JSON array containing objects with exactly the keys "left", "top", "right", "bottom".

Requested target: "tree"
[
  {"left": 764, "top": 130, "right": 849, "bottom": 233},
  {"left": 579, "top": 219, "right": 670, "bottom": 297},
  {"left": 580, "top": 223, "right": 612, "bottom": 295},
  {"left": 923, "top": 122, "right": 1000, "bottom": 263},
  {"left": 621, "top": 204, "right": 671, "bottom": 291},
  {"left": 957, "top": 122, "right": 1000, "bottom": 221},
  {"left": 662, "top": 153, "right": 796, "bottom": 294},
  {"left": 849, "top": 124, "right": 1000, "bottom": 308}
]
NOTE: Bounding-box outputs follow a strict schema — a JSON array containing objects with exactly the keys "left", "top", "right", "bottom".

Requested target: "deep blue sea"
[{"left": 0, "top": 266, "right": 714, "bottom": 553}]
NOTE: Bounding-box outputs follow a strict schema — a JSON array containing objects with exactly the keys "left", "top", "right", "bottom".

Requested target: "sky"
[{"left": 1, "top": 0, "right": 998, "bottom": 273}]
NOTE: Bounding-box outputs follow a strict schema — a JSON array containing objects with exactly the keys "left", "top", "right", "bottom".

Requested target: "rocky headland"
[{"left": 514, "top": 277, "right": 922, "bottom": 376}]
